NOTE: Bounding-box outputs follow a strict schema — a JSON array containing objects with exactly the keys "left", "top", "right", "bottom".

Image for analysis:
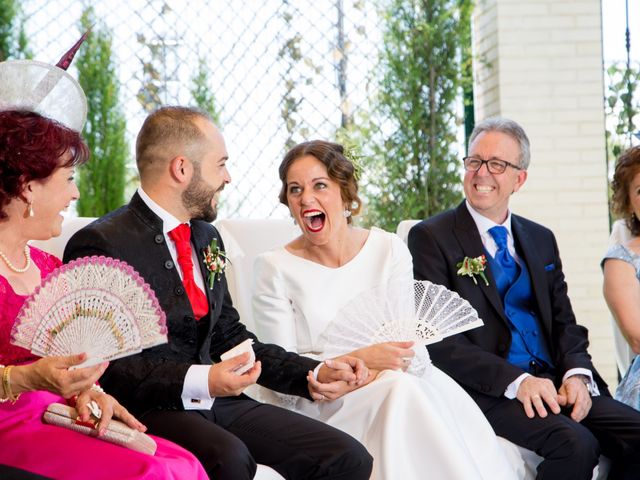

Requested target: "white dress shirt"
[
  {"left": 465, "top": 201, "right": 598, "bottom": 398},
  {"left": 138, "top": 187, "right": 214, "bottom": 409}
]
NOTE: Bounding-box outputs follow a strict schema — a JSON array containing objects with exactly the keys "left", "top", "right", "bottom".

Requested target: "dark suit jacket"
[
  {"left": 408, "top": 201, "right": 608, "bottom": 403},
  {"left": 63, "top": 192, "right": 318, "bottom": 416}
]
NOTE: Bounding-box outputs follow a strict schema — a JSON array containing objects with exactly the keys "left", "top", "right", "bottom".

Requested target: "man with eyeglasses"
[{"left": 408, "top": 117, "right": 640, "bottom": 479}]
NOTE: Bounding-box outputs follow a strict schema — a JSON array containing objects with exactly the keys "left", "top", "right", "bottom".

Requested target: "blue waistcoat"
[{"left": 485, "top": 251, "right": 554, "bottom": 373}]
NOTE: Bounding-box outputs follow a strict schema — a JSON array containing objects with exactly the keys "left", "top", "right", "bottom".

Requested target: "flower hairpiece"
[
  {"left": 341, "top": 142, "right": 364, "bottom": 181},
  {"left": 456, "top": 255, "right": 489, "bottom": 286},
  {"left": 203, "top": 239, "right": 227, "bottom": 289}
]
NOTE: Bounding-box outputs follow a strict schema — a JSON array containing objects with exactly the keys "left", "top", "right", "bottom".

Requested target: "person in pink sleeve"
[{"left": 0, "top": 54, "right": 207, "bottom": 480}]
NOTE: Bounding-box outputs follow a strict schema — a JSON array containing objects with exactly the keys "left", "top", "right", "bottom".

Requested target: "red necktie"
[{"left": 168, "top": 224, "right": 209, "bottom": 320}]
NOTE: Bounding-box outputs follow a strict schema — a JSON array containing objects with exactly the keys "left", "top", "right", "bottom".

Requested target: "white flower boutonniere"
[
  {"left": 203, "top": 239, "right": 227, "bottom": 289},
  {"left": 456, "top": 255, "right": 489, "bottom": 286}
]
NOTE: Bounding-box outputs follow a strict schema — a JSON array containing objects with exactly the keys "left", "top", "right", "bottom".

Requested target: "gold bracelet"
[
  {"left": 0, "top": 365, "right": 7, "bottom": 402},
  {"left": 2, "top": 365, "right": 21, "bottom": 404}
]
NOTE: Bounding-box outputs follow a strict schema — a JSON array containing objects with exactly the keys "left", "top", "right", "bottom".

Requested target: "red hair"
[
  {"left": 612, "top": 145, "right": 640, "bottom": 236},
  {"left": 0, "top": 110, "right": 89, "bottom": 219}
]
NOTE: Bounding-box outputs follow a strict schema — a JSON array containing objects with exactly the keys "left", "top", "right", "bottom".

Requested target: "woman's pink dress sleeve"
[{"left": 0, "top": 247, "right": 206, "bottom": 479}]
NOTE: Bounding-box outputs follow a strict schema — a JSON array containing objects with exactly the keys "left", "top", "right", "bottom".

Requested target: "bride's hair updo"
[
  {"left": 0, "top": 110, "right": 89, "bottom": 219},
  {"left": 278, "top": 140, "right": 362, "bottom": 224}
]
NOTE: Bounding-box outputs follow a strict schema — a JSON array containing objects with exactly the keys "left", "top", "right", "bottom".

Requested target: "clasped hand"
[
  {"left": 307, "top": 342, "right": 415, "bottom": 402},
  {"left": 516, "top": 375, "right": 592, "bottom": 422},
  {"left": 307, "top": 355, "right": 371, "bottom": 401}
]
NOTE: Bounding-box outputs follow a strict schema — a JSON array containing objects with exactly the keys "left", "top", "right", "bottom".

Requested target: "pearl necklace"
[{"left": 0, "top": 245, "right": 31, "bottom": 273}]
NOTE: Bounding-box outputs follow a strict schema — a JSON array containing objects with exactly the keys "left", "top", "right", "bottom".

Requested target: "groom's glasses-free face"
[{"left": 462, "top": 156, "right": 524, "bottom": 175}]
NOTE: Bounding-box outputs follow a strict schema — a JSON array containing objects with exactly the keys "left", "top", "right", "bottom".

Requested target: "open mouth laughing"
[{"left": 302, "top": 209, "right": 325, "bottom": 232}]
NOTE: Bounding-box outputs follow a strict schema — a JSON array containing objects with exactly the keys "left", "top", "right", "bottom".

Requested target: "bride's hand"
[
  {"left": 351, "top": 341, "right": 415, "bottom": 371},
  {"left": 75, "top": 389, "right": 146, "bottom": 436},
  {"left": 308, "top": 367, "right": 378, "bottom": 401}
]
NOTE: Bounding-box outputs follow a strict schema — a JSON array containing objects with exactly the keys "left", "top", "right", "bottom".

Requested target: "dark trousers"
[
  {"left": 475, "top": 393, "right": 640, "bottom": 480},
  {"left": 0, "top": 465, "right": 51, "bottom": 480},
  {"left": 141, "top": 394, "right": 372, "bottom": 480}
]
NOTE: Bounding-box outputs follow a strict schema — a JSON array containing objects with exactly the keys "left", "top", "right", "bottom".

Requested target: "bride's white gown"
[{"left": 252, "top": 228, "right": 522, "bottom": 480}]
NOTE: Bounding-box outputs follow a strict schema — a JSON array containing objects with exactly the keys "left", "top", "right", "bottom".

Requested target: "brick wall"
[{"left": 472, "top": 0, "right": 616, "bottom": 386}]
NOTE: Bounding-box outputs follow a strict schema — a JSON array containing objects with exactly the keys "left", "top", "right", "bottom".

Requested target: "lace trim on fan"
[
  {"left": 248, "top": 386, "right": 301, "bottom": 411},
  {"left": 10, "top": 256, "right": 167, "bottom": 346}
]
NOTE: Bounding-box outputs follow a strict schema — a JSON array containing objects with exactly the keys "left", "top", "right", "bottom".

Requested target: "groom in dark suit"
[
  {"left": 408, "top": 117, "right": 640, "bottom": 479},
  {"left": 64, "top": 106, "right": 372, "bottom": 480}
]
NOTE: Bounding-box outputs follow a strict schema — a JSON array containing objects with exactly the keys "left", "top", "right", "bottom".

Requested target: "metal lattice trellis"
[{"left": 20, "top": 0, "right": 381, "bottom": 219}]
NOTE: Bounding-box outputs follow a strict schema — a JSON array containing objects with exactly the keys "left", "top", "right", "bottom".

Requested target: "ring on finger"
[{"left": 532, "top": 394, "right": 541, "bottom": 401}]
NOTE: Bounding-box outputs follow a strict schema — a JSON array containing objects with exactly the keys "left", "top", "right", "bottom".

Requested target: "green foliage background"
[
  {"left": 191, "top": 56, "right": 221, "bottom": 125},
  {"left": 75, "top": 7, "right": 128, "bottom": 217},
  {"left": 2, "top": 0, "right": 489, "bottom": 228},
  {"left": 0, "top": 0, "right": 31, "bottom": 60},
  {"left": 605, "top": 62, "right": 640, "bottom": 160},
  {"left": 344, "top": 0, "right": 472, "bottom": 231}
]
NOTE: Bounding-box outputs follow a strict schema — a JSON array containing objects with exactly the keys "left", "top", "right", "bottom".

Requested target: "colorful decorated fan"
[
  {"left": 11, "top": 256, "right": 167, "bottom": 368},
  {"left": 319, "top": 280, "right": 484, "bottom": 376}
]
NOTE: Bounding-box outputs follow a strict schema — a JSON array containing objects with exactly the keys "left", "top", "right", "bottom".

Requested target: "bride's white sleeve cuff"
[{"left": 312, "top": 361, "right": 324, "bottom": 380}]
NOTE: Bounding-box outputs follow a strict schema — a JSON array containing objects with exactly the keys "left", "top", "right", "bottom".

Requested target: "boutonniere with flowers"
[
  {"left": 456, "top": 255, "right": 489, "bottom": 286},
  {"left": 203, "top": 239, "right": 227, "bottom": 289}
]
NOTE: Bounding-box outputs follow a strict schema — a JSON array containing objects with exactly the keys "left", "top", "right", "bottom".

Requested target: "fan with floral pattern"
[{"left": 11, "top": 256, "right": 167, "bottom": 367}]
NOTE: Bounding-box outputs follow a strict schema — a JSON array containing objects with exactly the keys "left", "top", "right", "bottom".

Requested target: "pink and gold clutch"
[{"left": 43, "top": 402, "right": 157, "bottom": 455}]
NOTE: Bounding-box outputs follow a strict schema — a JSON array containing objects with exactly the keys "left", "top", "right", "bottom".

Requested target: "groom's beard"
[{"left": 182, "top": 170, "right": 222, "bottom": 223}]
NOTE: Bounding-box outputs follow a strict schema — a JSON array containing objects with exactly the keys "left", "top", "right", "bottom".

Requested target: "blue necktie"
[{"left": 488, "top": 226, "right": 518, "bottom": 286}]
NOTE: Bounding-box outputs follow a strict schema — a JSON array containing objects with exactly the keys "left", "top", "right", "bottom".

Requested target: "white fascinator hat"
[{"left": 0, "top": 32, "right": 89, "bottom": 132}]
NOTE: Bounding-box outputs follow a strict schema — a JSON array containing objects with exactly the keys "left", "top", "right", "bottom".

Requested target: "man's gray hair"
[{"left": 468, "top": 117, "right": 531, "bottom": 169}]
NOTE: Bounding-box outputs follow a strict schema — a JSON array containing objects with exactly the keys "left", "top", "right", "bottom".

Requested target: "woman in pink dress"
[{"left": 0, "top": 57, "right": 207, "bottom": 479}]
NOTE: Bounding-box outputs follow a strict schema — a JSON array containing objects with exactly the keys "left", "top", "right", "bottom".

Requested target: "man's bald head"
[{"left": 136, "top": 106, "right": 215, "bottom": 181}]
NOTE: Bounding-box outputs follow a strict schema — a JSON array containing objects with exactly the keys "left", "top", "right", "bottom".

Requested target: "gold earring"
[{"left": 28, "top": 201, "right": 34, "bottom": 217}]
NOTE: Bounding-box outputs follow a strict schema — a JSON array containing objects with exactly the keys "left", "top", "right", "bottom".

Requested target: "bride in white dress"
[{"left": 252, "top": 140, "right": 522, "bottom": 480}]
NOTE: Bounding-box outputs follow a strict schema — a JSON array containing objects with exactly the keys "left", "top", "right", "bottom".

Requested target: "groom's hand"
[
  {"left": 317, "top": 356, "right": 369, "bottom": 386},
  {"left": 516, "top": 376, "right": 561, "bottom": 419},
  {"left": 309, "top": 358, "right": 375, "bottom": 401},
  {"left": 557, "top": 375, "right": 592, "bottom": 422},
  {"left": 308, "top": 357, "right": 370, "bottom": 401},
  {"left": 208, "top": 353, "right": 262, "bottom": 397}
]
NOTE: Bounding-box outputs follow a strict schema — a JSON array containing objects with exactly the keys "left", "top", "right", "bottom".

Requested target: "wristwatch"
[{"left": 575, "top": 374, "right": 593, "bottom": 395}]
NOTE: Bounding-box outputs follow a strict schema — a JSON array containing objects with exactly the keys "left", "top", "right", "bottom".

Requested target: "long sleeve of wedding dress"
[{"left": 252, "top": 229, "right": 521, "bottom": 480}]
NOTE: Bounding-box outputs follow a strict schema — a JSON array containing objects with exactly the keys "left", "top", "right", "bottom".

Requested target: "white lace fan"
[
  {"left": 11, "top": 256, "right": 168, "bottom": 368},
  {"left": 319, "top": 280, "right": 484, "bottom": 376}
]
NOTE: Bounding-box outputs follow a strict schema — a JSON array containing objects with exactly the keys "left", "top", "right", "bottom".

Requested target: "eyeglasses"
[{"left": 462, "top": 156, "right": 523, "bottom": 174}]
